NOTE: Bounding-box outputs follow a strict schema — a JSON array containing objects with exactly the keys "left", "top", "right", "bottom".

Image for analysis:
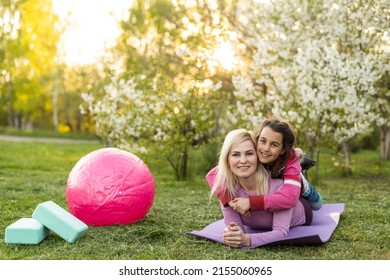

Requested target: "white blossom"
[{"left": 232, "top": 0, "right": 387, "bottom": 150}]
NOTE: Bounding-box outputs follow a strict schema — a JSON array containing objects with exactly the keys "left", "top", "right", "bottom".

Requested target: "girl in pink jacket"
[{"left": 208, "top": 118, "right": 322, "bottom": 216}]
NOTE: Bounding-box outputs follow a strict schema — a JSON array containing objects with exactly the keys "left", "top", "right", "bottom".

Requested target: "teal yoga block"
[
  {"left": 5, "top": 218, "right": 49, "bottom": 244},
  {"left": 32, "top": 200, "right": 88, "bottom": 243}
]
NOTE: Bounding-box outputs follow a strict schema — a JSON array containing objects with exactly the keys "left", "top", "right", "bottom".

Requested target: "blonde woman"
[{"left": 207, "top": 129, "right": 312, "bottom": 248}]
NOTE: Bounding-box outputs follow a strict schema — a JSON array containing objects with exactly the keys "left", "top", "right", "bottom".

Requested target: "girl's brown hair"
[{"left": 257, "top": 118, "right": 295, "bottom": 178}]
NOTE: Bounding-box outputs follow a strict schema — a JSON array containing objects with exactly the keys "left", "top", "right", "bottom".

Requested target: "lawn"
[{"left": 0, "top": 139, "right": 389, "bottom": 260}]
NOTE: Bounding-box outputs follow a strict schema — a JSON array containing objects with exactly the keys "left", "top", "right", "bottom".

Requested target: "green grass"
[
  {"left": 0, "top": 139, "right": 389, "bottom": 260},
  {"left": 0, "top": 126, "right": 100, "bottom": 141}
]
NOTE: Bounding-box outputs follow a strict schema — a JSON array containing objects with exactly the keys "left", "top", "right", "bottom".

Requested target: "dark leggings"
[{"left": 299, "top": 197, "right": 313, "bottom": 225}]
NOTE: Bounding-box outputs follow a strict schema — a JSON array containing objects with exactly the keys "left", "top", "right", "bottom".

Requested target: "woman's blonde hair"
[{"left": 210, "top": 129, "right": 269, "bottom": 200}]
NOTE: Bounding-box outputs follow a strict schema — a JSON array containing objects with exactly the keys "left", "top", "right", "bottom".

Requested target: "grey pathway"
[{"left": 0, "top": 135, "right": 101, "bottom": 144}]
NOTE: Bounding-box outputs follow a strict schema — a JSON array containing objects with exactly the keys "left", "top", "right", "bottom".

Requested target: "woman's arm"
[
  {"left": 223, "top": 222, "right": 251, "bottom": 247},
  {"left": 222, "top": 208, "right": 293, "bottom": 248},
  {"left": 220, "top": 202, "right": 245, "bottom": 231},
  {"left": 246, "top": 208, "right": 293, "bottom": 247}
]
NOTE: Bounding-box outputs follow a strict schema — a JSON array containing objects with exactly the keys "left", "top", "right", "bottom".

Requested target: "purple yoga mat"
[{"left": 187, "top": 203, "right": 344, "bottom": 248}]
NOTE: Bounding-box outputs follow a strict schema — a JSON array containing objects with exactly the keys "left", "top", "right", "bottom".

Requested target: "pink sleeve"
[
  {"left": 206, "top": 166, "right": 234, "bottom": 207},
  {"left": 205, "top": 166, "right": 218, "bottom": 186},
  {"left": 251, "top": 151, "right": 301, "bottom": 211},
  {"left": 247, "top": 208, "right": 293, "bottom": 247}
]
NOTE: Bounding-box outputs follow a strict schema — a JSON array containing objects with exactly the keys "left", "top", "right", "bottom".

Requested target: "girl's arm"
[
  {"left": 249, "top": 151, "right": 302, "bottom": 211},
  {"left": 206, "top": 166, "right": 235, "bottom": 207}
]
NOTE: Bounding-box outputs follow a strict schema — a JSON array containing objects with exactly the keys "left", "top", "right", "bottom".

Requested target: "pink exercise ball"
[{"left": 66, "top": 147, "right": 155, "bottom": 226}]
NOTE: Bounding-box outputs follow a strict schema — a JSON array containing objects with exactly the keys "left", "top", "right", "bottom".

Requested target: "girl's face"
[
  {"left": 228, "top": 139, "right": 258, "bottom": 179},
  {"left": 256, "top": 126, "right": 284, "bottom": 165}
]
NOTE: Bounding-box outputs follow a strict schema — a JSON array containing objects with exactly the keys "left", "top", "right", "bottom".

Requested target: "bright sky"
[{"left": 52, "top": 0, "right": 133, "bottom": 66}]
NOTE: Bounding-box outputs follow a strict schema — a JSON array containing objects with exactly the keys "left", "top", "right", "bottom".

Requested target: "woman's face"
[
  {"left": 256, "top": 126, "right": 284, "bottom": 165},
  {"left": 228, "top": 139, "right": 258, "bottom": 179}
]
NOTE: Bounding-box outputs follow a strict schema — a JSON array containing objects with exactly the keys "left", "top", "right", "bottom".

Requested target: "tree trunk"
[
  {"left": 312, "top": 120, "right": 323, "bottom": 183},
  {"left": 341, "top": 141, "right": 352, "bottom": 176},
  {"left": 167, "top": 150, "right": 188, "bottom": 181},
  {"left": 178, "top": 151, "right": 188, "bottom": 181},
  {"left": 380, "top": 125, "right": 390, "bottom": 160}
]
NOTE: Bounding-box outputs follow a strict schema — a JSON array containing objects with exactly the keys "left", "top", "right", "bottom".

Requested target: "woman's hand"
[
  {"left": 222, "top": 222, "right": 251, "bottom": 248},
  {"left": 230, "top": 198, "right": 251, "bottom": 216}
]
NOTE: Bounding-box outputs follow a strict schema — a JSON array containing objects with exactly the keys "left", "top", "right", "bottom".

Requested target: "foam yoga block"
[
  {"left": 5, "top": 218, "right": 49, "bottom": 244},
  {"left": 32, "top": 200, "right": 88, "bottom": 243}
]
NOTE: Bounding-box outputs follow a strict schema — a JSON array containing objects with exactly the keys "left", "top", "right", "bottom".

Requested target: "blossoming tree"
[
  {"left": 82, "top": 0, "right": 247, "bottom": 180},
  {"left": 229, "top": 0, "right": 389, "bottom": 173}
]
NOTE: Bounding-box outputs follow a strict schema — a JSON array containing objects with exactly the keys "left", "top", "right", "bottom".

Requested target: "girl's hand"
[
  {"left": 227, "top": 200, "right": 236, "bottom": 208},
  {"left": 223, "top": 222, "right": 251, "bottom": 248},
  {"left": 231, "top": 198, "right": 251, "bottom": 216}
]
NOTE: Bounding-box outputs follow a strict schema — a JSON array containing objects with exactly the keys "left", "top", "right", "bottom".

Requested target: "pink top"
[{"left": 207, "top": 170, "right": 307, "bottom": 247}]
